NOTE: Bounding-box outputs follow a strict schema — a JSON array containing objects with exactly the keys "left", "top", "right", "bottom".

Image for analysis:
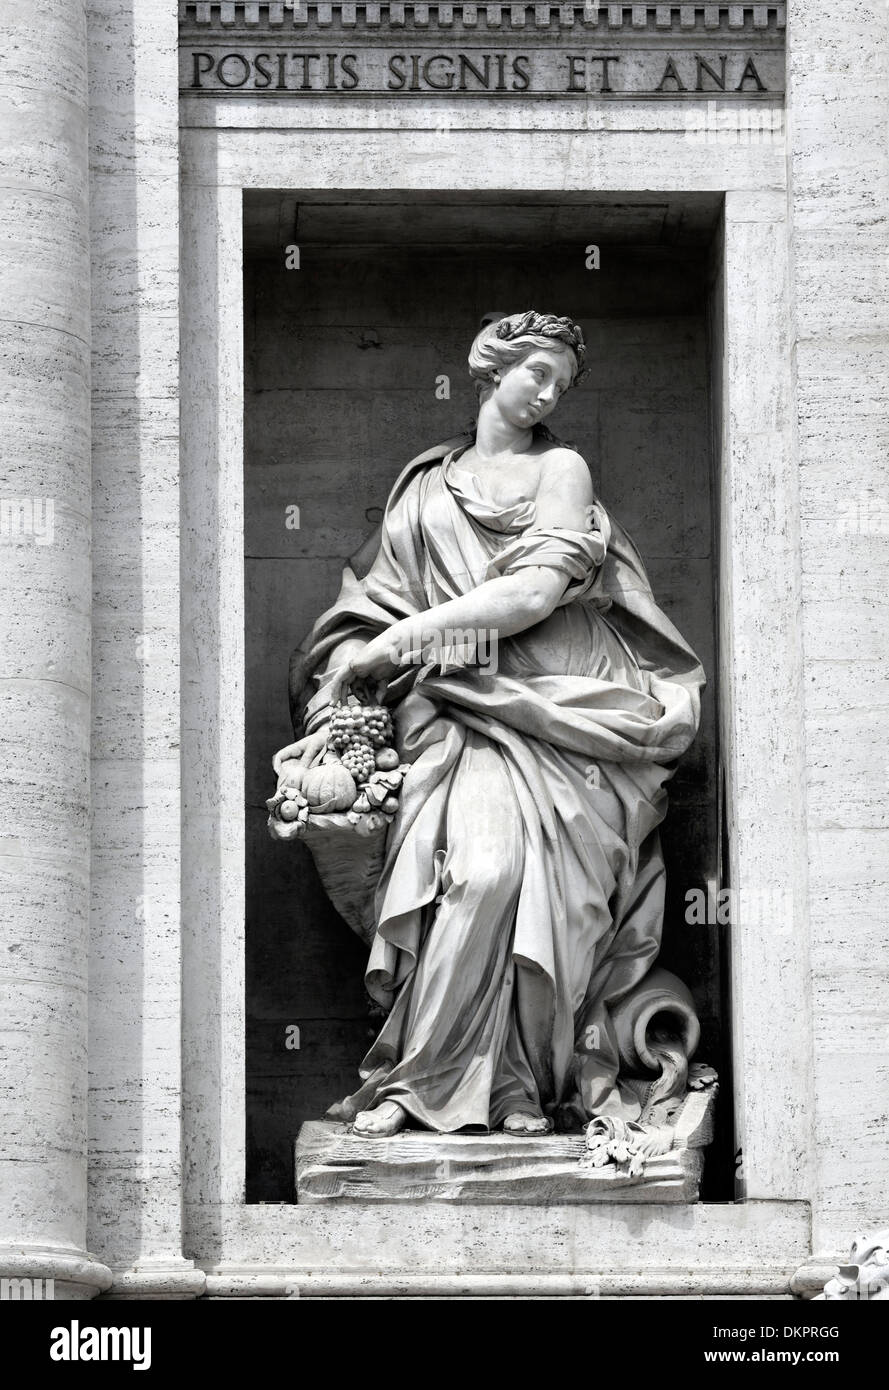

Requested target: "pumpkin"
[{"left": 300, "top": 763, "right": 358, "bottom": 813}]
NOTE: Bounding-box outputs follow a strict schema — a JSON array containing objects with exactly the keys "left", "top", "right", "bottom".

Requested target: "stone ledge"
[
  {"left": 184, "top": 1196, "right": 813, "bottom": 1280},
  {"left": 202, "top": 1269, "right": 799, "bottom": 1296}
]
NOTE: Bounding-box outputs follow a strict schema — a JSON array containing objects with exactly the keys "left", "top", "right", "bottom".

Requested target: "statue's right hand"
[{"left": 272, "top": 728, "right": 328, "bottom": 782}]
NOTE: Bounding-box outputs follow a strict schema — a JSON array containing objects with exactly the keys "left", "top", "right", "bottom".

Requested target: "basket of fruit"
[{"left": 266, "top": 691, "right": 410, "bottom": 945}]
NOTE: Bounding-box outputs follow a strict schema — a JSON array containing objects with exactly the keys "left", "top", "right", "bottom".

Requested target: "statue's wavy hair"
[{"left": 467, "top": 310, "right": 587, "bottom": 398}]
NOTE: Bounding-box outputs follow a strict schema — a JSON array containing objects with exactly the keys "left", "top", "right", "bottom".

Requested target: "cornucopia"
[{"left": 266, "top": 688, "right": 409, "bottom": 945}]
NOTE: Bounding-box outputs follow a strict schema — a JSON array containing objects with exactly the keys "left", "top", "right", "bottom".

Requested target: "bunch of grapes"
[{"left": 328, "top": 699, "right": 394, "bottom": 784}]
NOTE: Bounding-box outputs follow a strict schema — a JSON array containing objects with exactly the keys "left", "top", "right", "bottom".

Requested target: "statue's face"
[{"left": 492, "top": 345, "right": 575, "bottom": 429}]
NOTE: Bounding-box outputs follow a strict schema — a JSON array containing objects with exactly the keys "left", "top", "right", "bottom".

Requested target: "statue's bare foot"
[
  {"left": 503, "top": 1112, "right": 553, "bottom": 1135},
  {"left": 352, "top": 1100, "right": 407, "bottom": 1137}
]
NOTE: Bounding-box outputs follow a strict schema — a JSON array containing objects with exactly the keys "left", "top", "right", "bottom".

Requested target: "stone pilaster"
[
  {"left": 85, "top": 0, "right": 203, "bottom": 1298},
  {"left": 0, "top": 0, "right": 110, "bottom": 1298},
  {"left": 786, "top": 0, "right": 889, "bottom": 1258}
]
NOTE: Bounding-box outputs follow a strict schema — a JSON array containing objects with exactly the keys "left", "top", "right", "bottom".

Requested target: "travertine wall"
[
  {"left": 1, "top": 0, "right": 886, "bottom": 1299},
  {"left": 787, "top": 0, "right": 889, "bottom": 1256}
]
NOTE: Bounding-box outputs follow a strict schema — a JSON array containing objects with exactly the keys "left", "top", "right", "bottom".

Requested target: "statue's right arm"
[
  {"left": 276, "top": 635, "right": 371, "bottom": 782},
  {"left": 302, "top": 636, "right": 370, "bottom": 732},
  {"left": 296, "top": 518, "right": 387, "bottom": 726}
]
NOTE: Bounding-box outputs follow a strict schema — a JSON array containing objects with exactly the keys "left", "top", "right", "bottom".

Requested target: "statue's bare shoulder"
[{"left": 535, "top": 445, "right": 595, "bottom": 517}]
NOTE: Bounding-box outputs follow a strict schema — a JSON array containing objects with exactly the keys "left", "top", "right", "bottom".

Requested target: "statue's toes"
[{"left": 504, "top": 1112, "right": 551, "bottom": 1134}]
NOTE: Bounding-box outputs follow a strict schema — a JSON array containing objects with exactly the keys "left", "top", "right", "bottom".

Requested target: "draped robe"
[{"left": 291, "top": 434, "right": 706, "bottom": 1131}]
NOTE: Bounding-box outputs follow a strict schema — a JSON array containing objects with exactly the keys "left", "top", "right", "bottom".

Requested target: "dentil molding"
[{"left": 180, "top": 2, "right": 786, "bottom": 32}]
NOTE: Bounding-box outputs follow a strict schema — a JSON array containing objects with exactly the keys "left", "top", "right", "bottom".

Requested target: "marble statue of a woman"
[{"left": 274, "top": 310, "right": 706, "bottom": 1145}]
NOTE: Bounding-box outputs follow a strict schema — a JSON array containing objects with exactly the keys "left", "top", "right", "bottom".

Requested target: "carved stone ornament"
[{"left": 815, "top": 1231, "right": 889, "bottom": 1301}]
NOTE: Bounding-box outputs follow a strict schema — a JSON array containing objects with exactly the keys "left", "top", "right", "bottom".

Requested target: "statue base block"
[{"left": 295, "top": 1086, "right": 717, "bottom": 1204}]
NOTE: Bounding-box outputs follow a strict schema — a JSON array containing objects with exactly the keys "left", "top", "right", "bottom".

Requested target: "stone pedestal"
[{"left": 296, "top": 1085, "right": 717, "bottom": 1205}]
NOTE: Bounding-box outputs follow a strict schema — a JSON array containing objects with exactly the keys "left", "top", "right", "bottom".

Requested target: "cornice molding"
[{"left": 180, "top": 2, "right": 786, "bottom": 32}]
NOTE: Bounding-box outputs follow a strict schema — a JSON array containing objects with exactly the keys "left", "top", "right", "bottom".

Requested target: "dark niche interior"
[{"left": 243, "top": 189, "right": 732, "bottom": 1202}]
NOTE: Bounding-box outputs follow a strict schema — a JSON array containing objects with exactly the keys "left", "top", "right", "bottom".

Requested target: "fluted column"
[{"left": 0, "top": 0, "right": 110, "bottom": 1297}]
